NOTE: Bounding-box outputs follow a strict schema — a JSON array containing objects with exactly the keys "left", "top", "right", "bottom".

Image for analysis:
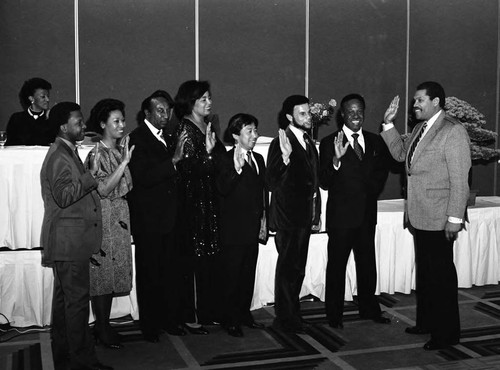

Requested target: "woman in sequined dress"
[
  {"left": 85, "top": 98, "right": 134, "bottom": 348},
  {"left": 174, "top": 80, "right": 226, "bottom": 335}
]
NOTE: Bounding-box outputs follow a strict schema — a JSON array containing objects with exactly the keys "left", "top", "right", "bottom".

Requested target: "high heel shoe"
[{"left": 94, "top": 328, "right": 123, "bottom": 349}]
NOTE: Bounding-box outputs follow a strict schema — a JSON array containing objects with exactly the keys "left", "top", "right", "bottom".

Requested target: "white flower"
[
  {"left": 328, "top": 99, "right": 337, "bottom": 107},
  {"left": 310, "top": 105, "right": 320, "bottom": 115}
]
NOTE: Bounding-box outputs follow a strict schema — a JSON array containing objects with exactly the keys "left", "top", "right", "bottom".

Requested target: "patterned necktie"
[
  {"left": 407, "top": 121, "right": 428, "bottom": 168},
  {"left": 304, "top": 133, "right": 313, "bottom": 159},
  {"left": 246, "top": 151, "right": 256, "bottom": 173},
  {"left": 352, "top": 133, "right": 363, "bottom": 161}
]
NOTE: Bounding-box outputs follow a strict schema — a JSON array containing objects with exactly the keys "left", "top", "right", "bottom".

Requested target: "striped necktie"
[
  {"left": 352, "top": 133, "right": 363, "bottom": 161},
  {"left": 408, "top": 121, "right": 427, "bottom": 168}
]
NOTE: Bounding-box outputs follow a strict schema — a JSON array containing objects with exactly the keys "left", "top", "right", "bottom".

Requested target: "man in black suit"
[
  {"left": 266, "top": 95, "right": 321, "bottom": 334},
  {"left": 217, "top": 113, "right": 268, "bottom": 337},
  {"left": 127, "top": 91, "right": 187, "bottom": 342},
  {"left": 319, "top": 94, "right": 390, "bottom": 329}
]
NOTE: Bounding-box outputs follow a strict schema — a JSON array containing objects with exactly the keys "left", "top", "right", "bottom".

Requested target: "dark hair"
[
  {"left": 416, "top": 81, "right": 446, "bottom": 108},
  {"left": 49, "top": 102, "right": 81, "bottom": 134},
  {"left": 227, "top": 113, "right": 259, "bottom": 143},
  {"left": 174, "top": 80, "right": 211, "bottom": 119},
  {"left": 340, "top": 93, "right": 366, "bottom": 111},
  {"left": 19, "top": 77, "right": 52, "bottom": 108},
  {"left": 86, "top": 99, "right": 125, "bottom": 134},
  {"left": 141, "top": 90, "right": 174, "bottom": 115},
  {"left": 278, "top": 94, "right": 309, "bottom": 128},
  {"left": 281, "top": 95, "right": 309, "bottom": 117}
]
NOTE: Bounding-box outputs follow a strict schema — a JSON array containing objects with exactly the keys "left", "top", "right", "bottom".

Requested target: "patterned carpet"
[{"left": 4, "top": 285, "right": 500, "bottom": 369}]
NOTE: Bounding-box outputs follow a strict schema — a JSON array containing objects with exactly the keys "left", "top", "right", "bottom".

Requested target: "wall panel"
[
  {"left": 199, "top": 0, "right": 306, "bottom": 139},
  {"left": 79, "top": 0, "right": 196, "bottom": 131},
  {"left": 310, "top": 0, "right": 408, "bottom": 199},
  {"left": 409, "top": 0, "right": 499, "bottom": 196},
  {"left": 0, "top": 0, "right": 75, "bottom": 130}
]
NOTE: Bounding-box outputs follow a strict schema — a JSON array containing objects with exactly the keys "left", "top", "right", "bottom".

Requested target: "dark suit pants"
[
  {"left": 274, "top": 227, "right": 311, "bottom": 329},
  {"left": 52, "top": 260, "right": 97, "bottom": 370},
  {"left": 180, "top": 254, "right": 219, "bottom": 324},
  {"left": 414, "top": 229, "right": 460, "bottom": 344},
  {"left": 134, "top": 231, "right": 182, "bottom": 335},
  {"left": 325, "top": 223, "right": 381, "bottom": 322},
  {"left": 219, "top": 242, "right": 259, "bottom": 326}
]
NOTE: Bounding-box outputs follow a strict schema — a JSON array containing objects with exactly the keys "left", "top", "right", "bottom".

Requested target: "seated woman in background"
[
  {"left": 6, "top": 77, "right": 54, "bottom": 145},
  {"left": 85, "top": 98, "right": 134, "bottom": 349}
]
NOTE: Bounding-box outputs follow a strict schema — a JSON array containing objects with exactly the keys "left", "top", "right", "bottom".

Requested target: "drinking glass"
[{"left": 0, "top": 131, "right": 6, "bottom": 148}]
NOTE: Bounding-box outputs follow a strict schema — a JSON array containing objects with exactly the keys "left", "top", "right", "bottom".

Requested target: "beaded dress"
[{"left": 176, "top": 118, "right": 225, "bottom": 257}]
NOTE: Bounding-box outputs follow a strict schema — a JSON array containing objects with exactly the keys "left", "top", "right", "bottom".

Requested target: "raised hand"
[
  {"left": 173, "top": 130, "right": 188, "bottom": 166},
  {"left": 233, "top": 143, "right": 245, "bottom": 172},
  {"left": 205, "top": 122, "right": 216, "bottom": 154},
  {"left": 88, "top": 141, "right": 101, "bottom": 177},
  {"left": 333, "top": 131, "right": 349, "bottom": 160},
  {"left": 278, "top": 129, "right": 292, "bottom": 161},
  {"left": 384, "top": 95, "right": 400, "bottom": 124},
  {"left": 121, "top": 135, "right": 135, "bottom": 165}
]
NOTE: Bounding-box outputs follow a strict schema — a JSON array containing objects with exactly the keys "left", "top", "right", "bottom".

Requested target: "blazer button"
[
  {"left": 94, "top": 223, "right": 98, "bottom": 227},
  {"left": 94, "top": 208, "right": 97, "bottom": 212}
]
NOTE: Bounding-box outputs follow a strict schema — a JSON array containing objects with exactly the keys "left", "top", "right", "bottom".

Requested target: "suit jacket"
[
  {"left": 266, "top": 127, "right": 321, "bottom": 230},
  {"left": 381, "top": 111, "right": 471, "bottom": 230},
  {"left": 40, "top": 137, "right": 102, "bottom": 264},
  {"left": 217, "top": 148, "right": 268, "bottom": 245},
  {"left": 127, "top": 124, "right": 179, "bottom": 235},
  {"left": 319, "top": 130, "right": 389, "bottom": 230}
]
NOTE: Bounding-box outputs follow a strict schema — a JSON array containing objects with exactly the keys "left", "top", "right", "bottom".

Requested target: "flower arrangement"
[
  {"left": 309, "top": 98, "right": 337, "bottom": 139},
  {"left": 444, "top": 97, "right": 500, "bottom": 162}
]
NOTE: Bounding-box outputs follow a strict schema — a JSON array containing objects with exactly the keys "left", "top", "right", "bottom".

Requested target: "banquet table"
[{"left": 1, "top": 144, "right": 500, "bottom": 327}]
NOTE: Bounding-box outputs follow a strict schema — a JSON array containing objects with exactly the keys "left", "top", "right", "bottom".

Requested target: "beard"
[{"left": 291, "top": 117, "right": 311, "bottom": 132}]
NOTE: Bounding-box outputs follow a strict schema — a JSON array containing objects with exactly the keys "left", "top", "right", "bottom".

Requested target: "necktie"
[
  {"left": 407, "top": 121, "right": 427, "bottom": 168},
  {"left": 304, "top": 133, "right": 313, "bottom": 159},
  {"left": 74, "top": 147, "right": 84, "bottom": 166},
  {"left": 246, "top": 151, "right": 256, "bottom": 173},
  {"left": 352, "top": 133, "right": 363, "bottom": 161},
  {"left": 158, "top": 130, "right": 166, "bottom": 146}
]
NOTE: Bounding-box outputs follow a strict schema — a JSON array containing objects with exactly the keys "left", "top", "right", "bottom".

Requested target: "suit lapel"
[
  {"left": 58, "top": 138, "right": 85, "bottom": 174},
  {"left": 410, "top": 111, "right": 445, "bottom": 168},
  {"left": 141, "top": 125, "right": 170, "bottom": 156},
  {"left": 286, "top": 127, "right": 313, "bottom": 170}
]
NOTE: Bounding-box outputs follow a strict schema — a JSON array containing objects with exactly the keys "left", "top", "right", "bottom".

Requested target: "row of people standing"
[
  {"left": 123, "top": 80, "right": 268, "bottom": 341},
  {"left": 38, "top": 77, "right": 471, "bottom": 370}
]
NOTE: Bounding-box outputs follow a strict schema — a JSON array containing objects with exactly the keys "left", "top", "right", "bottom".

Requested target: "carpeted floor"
[{"left": 4, "top": 285, "right": 500, "bottom": 369}]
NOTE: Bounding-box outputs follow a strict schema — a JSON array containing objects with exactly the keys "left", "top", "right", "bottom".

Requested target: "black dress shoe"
[
  {"left": 405, "top": 326, "right": 430, "bottom": 335},
  {"left": 227, "top": 325, "right": 244, "bottom": 337},
  {"left": 163, "top": 325, "right": 186, "bottom": 336},
  {"left": 328, "top": 320, "right": 344, "bottom": 329},
  {"left": 72, "top": 362, "right": 114, "bottom": 370},
  {"left": 372, "top": 316, "right": 391, "bottom": 324},
  {"left": 184, "top": 325, "right": 209, "bottom": 335},
  {"left": 91, "top": 363, "right": 113, "bottom": 370},
  {"left": 93, "top": 332, "right": 123, "bottom": 349},
  {"left": 243, "top": 321, "right": 265, "bottom": 329},
  {"left": 287, "top": 324, "right": 306, "bottom": 334},
  {"left": 198, "top": 319, "right": 220, "bottom": 326},
  {"left": 423, "top": 339, "right": 448, "bottom": 351},
  {"left": 143, "top": 333, "right": 160, "bottom": 343}
]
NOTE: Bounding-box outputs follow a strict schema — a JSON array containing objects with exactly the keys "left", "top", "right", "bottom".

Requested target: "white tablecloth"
[
  {"left": 1, "top": 144, "right": 500, "bottom": 327},
  {"left": 251, "top": 197, "right": 500, "bottom": 309}
]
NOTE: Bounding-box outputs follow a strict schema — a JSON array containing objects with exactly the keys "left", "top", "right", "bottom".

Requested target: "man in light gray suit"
[{"left": 381, "top": 81, "right": 471, "bottom": 351}]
